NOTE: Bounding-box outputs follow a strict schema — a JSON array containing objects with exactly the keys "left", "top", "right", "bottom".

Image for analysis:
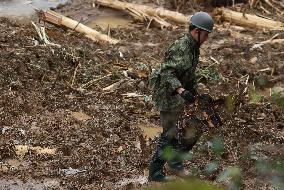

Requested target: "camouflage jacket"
[{"left": 150, "top": 34, "right": 200, "bottom": 111}]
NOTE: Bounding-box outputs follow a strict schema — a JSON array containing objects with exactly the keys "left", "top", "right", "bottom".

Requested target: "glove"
[{"left": 181, "top": 90, "right": 196, "bottom": 104}]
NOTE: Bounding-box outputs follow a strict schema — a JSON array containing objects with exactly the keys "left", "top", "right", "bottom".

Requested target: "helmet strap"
[{"left": 197, "top": 29, "right": 201, "bottom": 47}]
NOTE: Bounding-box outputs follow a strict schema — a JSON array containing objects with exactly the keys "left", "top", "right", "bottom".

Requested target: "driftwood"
[
  {"left": 95, "top": 0, "right": 190, "bottom": 28},
  {"left": 214, "top": 8, "right": 284, "bottom": 30},
  {"left": 36, "top": 10, "right": 119, "bottom": 44}
]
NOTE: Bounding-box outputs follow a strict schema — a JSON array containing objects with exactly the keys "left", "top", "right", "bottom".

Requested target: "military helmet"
[{"left": 190, "top": 12, "right": 214, "bottom": 33}]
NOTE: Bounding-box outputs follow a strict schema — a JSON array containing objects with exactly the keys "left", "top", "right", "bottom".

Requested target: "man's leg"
[
  {"left": 148, "top": 110, "right": 181, "bottom": 182},
  {"left": 169, "top": 118, "right": 202, "bottom": 177}
]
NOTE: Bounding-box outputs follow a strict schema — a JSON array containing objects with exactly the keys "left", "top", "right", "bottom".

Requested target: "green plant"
[
  {"left": 249, "top": 88, "right": 262, "bottom": 104},
  {"left": 196, "top": 66, "right": 220, "bottom": 82}
]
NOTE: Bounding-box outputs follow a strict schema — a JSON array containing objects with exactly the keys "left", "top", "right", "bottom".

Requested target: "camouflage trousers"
[{"left": 148, "top": 110, "right": 198, "bottom": 179}]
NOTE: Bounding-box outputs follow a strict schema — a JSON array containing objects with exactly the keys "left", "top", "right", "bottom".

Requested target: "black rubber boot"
[{"left": 148, "top": 129, "right": 170, "bottom": 182}]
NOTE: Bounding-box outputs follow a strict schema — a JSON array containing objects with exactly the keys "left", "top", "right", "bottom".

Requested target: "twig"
[
  {"left": 210, "top": 56, "right": 220, "bottom": 65},
  {"left": 258, "top": 67, "right": 271, "bottom": 72},
  {"left": 270, "top": 51, "right": 284, "bottom": 55},
  {"left": 261, "top": 39, "right": 284, "bottom": 44},
  {"left": 245, "top": 74, "right": 250, "bottom": 85},
  {"left": 81, "top": 74, "right": 112, "bottom": 88},
  {"left": 70, "top": 63, "right": 81, "bottom": 87},
  {"left": 259, "top": 5, "right": 271, "bottom": 15},
  {"left": 268, "top": 33, "right": 280, "bottom": 41}
]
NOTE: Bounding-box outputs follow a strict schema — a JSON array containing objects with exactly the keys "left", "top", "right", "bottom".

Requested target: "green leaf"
[{"left": 249, "top": 88, "right": 262, "bottom": 104}]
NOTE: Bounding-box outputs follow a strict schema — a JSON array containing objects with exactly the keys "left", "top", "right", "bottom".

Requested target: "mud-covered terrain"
[{"left": 0, "top": 0, "right": 283, "bottom": 189}]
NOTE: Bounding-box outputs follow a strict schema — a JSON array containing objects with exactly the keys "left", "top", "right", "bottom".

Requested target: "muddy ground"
[{"left": 0, "top": 0, "right": 284, "bottom": 189}]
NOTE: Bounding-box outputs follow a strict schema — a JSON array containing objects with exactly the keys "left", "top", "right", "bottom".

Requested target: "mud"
[{"left": 0, "top": 0, "right": 283, "bottom": 189}]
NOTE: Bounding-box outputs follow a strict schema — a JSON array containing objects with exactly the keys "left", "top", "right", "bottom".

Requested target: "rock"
[
  {"left": 249, "top": 57, "right": 258, "bottom": 64},
  {"left": 222, "top": 48, "right": 233, "bottom": 56},
  {"left": 137, "top": 81, "right": 146, "bottom": 90}
]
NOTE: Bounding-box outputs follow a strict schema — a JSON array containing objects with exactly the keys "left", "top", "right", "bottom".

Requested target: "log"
[
  {"left": 36, "top": 10, "right": 119, "bottom": 44},
  {"left": 95, "top": 0, "right": 190, "bottom": 24},
  {"left": 214, "top": 8, "right": 284, "bottom": 30}
]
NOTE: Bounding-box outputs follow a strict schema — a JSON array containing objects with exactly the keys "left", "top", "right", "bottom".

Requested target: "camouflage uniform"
[{"left": 149, "top": 33, "right": 200, "bottom": 180}]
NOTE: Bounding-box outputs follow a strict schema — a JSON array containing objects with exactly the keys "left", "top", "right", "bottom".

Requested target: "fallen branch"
[
  {"left": 31, "top": 21, "right": 61, "bottom": 47},
  {"left": 95, "top": 0, "right": 190, "bottom": 25},
  {"left": 36, "top": 10, "right": 119, "bottom": 44},
  {"left": 214, "top": 8, "right": 284, "bottom": 30}
]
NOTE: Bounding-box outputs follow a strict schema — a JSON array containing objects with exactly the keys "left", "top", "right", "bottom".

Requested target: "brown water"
[
  {"left": 136, "top": 123, "right": 162, "bottom": 140},
  {"left": 0, "top": 178, "right": 60, "bottom": 190},
  {"left": 87, "top": 16, "right": 131, "bottom": 30},
  {"left": 15, "top": 145, "right": 56, "bottom": 155},
  {"left": 0, "top": 0, "right": 68, "bottom": 16}
]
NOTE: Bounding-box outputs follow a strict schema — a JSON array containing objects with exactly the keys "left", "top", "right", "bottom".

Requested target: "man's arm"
[
  {"left": 160, "top": 40, "right": 194, "bottom": 94},
  {"left": 160, "top": 41, "right": 197, "bottom": 104}
]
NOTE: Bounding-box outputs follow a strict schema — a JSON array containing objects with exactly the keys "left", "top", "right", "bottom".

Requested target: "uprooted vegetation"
[{"left": 0, "top": 0, "right": 284, "bottom": 189}]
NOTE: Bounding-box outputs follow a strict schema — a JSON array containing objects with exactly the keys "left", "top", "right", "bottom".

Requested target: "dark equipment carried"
[{"left": 176, "top": 94, "right": 224, "bottom": 151}]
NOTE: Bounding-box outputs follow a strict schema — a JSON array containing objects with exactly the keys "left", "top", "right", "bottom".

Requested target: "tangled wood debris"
[
  {"left": 249, "top": 0, "right": 284, "bottom": 15},
  {"left": 95, "top": 0, "right": 190, "bottom": 28}
]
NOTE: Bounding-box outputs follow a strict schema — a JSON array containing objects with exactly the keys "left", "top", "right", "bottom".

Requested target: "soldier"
[{"left": 148, "top": 12, "right": 214, "bottom": 182}]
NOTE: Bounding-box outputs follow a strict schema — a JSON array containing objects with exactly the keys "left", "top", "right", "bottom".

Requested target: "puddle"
[
  {"left": 70, "top": 111, "right": 92, "bottom": 121},
  {"left": 5, "top": 159, "right": 27, "bottom": 167},
  {"left": 15, "top": 145, "right": 56, "bottom": 155},
  {"left": 0, "top": 178, "right": 60, "bottom": 190},
  {"left": 136, "top": 123, "right": 162, "bottom": 140},
  {"left": 115, "top": 175, "right": 148, "bottom": 188},
  {"left": 0, "top": 159, "right": 28, "bottom": 172},
  {"left": 84, "top": 7, "right": 132, "bottom": 30},
  {"left": 0, "top": 0, "right": 68, "bottom": 16},
  {"left": 87, "top": 16, "right": 131, "bottom": 30}
]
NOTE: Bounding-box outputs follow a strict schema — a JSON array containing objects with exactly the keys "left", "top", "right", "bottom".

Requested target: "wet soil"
[{"left": 0, "top": 0, "right": 284, "bottom": 189}]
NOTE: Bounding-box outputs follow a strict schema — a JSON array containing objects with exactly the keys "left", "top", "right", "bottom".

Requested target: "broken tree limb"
[
  {"left": 31, "top": 21, "right": 61, "bottom": 47},
  {"left": 214, "top": 8, "right": 284, "bottom": 30},
  {"left": 95, "top": 0, "right": 190, "bottom": 24},
  {"left": 36, "top": 10, "right": 119, "bottom": 44}
]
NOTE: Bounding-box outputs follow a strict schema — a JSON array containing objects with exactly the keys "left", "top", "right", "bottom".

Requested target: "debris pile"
[{"left": 0, "top": 0, "right": 283, "bottom": 189}]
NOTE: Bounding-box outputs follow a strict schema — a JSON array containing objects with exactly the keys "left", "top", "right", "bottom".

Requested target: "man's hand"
[{"left": 180, "top": 90, "right": 196, "bottom": 104}]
